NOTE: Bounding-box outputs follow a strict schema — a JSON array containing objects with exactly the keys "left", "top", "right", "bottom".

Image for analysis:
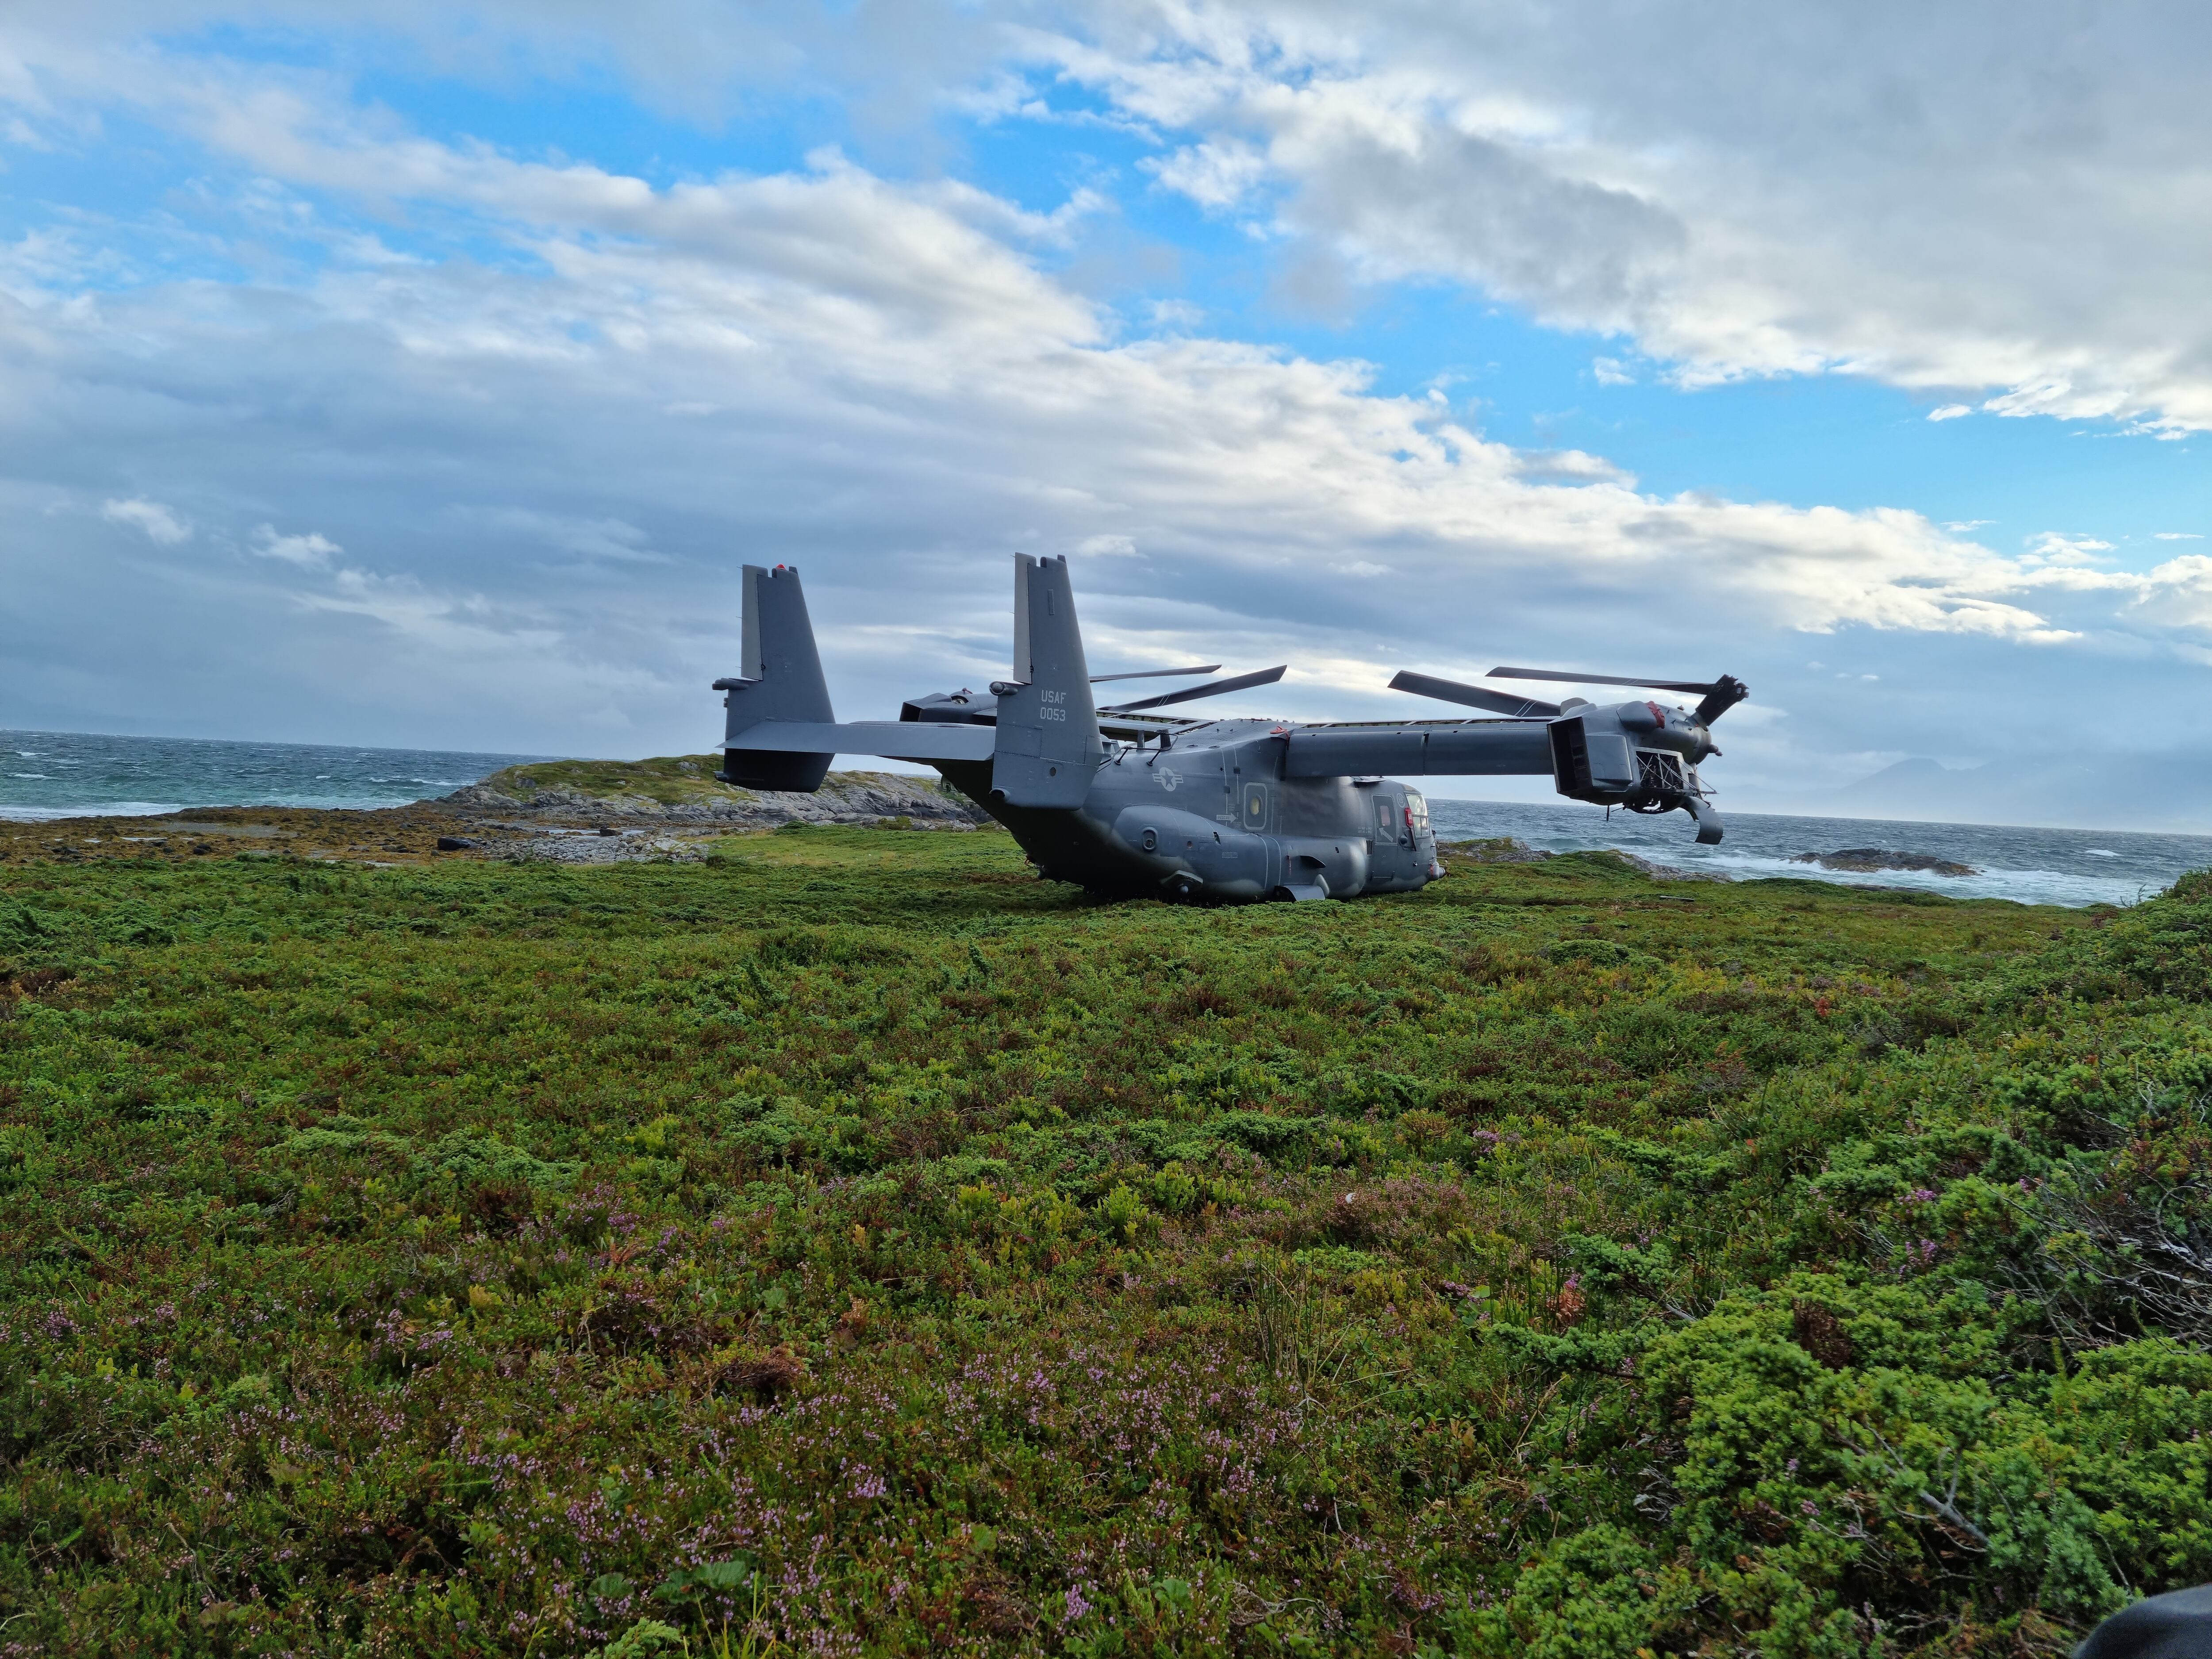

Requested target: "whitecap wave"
[
  {"left": 1692, "top": 849, "right": 2150, "bottom": 908},
  {"left": 0, "top": 801, "right": 187, "bottom": 822},
  {"left": 1427, "top": 798, "right": 2209, "bottom": 909}
]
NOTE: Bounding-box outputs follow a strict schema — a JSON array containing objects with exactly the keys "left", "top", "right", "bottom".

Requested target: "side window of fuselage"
[
  {"left": 1406, "top": 788, "right": 1429, "bottom": 837},
  {"left": 1376, "top": 794, "right": 1397, "bottom": 837}
]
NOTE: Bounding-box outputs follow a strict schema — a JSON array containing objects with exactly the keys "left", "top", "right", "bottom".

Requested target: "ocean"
[
  {"left": 0, "top": 728, "right": 544, "bottom": 820},
  {"left": 1425, "top": 797, "right": 2204, "bottom": 910},
  {"left": 4, "top": 727, "right": 2204, "bottom": 908}
]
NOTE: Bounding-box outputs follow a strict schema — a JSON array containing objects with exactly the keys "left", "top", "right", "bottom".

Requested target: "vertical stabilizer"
[
  {"left": 715, "top": 563, "right": 835, "bottom": 791},
  {"left": 990, "top": 554, "right": 1101, "bottom": 808},
  {"left": 1010, "top": 554, "right": 1033, "bottom": 685}
]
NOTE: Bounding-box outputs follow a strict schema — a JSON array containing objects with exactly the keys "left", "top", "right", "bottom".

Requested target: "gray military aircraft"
[{"left": 714, "top": 555, "right": 1746, "bottom": 903}]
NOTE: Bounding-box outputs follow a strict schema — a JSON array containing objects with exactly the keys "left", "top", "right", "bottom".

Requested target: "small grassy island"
[{"left": 4, "top": 821, "right": 2209, "bottom": 1655}]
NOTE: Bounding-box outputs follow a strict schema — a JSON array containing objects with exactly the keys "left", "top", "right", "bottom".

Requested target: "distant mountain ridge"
[{"left": 1774, "top": 752, "right": 2212, "bottom": 834}]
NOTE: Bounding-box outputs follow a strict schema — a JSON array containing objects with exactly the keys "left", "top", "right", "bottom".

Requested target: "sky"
[{"left": 2, "top": 1, "right": 2208, "bottom": 820}]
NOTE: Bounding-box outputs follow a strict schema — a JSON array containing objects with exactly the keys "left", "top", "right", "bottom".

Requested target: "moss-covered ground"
[
  {"left": 472, "top": 755, "right": 752, "bottom": 809},
  {"left": 0, "top": 804, "right": 478, "bottom": 870},
  {"left": 4, "top": 825, "right": 2211, "bottom": 1656}
]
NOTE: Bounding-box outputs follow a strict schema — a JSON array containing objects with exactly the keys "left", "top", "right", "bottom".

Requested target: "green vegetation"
[
  {"left": 472, "top": 754, "right": 759, "bottom": 807},
  {"left": 4, "top": 826, "right": 2210, "bottom": 1656}
]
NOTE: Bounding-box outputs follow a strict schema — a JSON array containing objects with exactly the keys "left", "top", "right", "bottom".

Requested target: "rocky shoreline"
[
  {"left": 1441, "top": 837, "right": 1735, "bottom": 883},
  {"left": 414, "top": 761, "right": 989, "bottom": 863},
  {"left": 0, "top": 761, "right": 992, "bottom": 869},
  {"left": 440, "top": 765, "right": 988, "bottom": 830}
]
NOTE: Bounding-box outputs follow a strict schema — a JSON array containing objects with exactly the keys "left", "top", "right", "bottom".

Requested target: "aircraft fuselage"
[{"left": 936, "top": 718, "right": 1441, "bottom": 902}]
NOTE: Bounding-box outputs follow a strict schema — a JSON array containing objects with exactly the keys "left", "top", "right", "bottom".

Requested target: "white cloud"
[
  {"left": 2024, "top": 532, "right": 2115, "bottom": 565},
  {"left": 5, "top": 24, "right": 2212, "bottom": 791},
  {"left": 1027, "top": 0, "right": 2212, "bottom": 432},
  {"left": 467, "top": 509, "right": 662, "bottom": 563},
  {"left": 1591, "top": 357, "right": 1632, "bottom": 386},
  {"left": 19, "top": 6, "right": 2211, "bottom": 431},
  {"left": 2156, "top": 532, "right": 2204, "bottom": 541},
  {"left": 1144, "top": 138, "right": 1270, "bottom": 209},
  {"left": 100, "top": 497, "right": 192, "bottom": 545},
  {"left": 1510, "top": 448, "right": 1626, "bottom": 484},
  {"left": 19, "top": 5, "right": 2212, "bottom": 434},
  {"left": 250, "top": 525, "right": 342, "bottom": 568},
  {"left": 1928, "top": 404, "right": 1973, "bottom": 421}
]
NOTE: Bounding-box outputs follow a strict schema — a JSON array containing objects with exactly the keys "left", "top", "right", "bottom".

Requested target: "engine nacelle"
[{"left": 1548, "top": 705, "right": 1719, "bottom": 841}]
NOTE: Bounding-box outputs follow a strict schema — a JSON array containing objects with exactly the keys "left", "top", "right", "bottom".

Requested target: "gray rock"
[
  {"left": 1791, "top": 848, "right": 1978, "bottom": 876},
  {"left": 1439, "top": 838, "right": 1733, "bottom": 883},
  {"left": 1440, "top": 837, "right": 1555, "bottom": 864},
  {"left": 1615, "top": 852, "right": 1734, "bottom": 883},
  {"left": 491, "top": 832, "right": 707, "bottom": 865},
  {"left": 441, "top": 769, "right": 988, "bottom": 830}
]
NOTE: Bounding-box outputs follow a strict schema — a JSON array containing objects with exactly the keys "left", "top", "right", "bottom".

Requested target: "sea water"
[
  {"left": 4, "top": 728, "right": 2202, "bottom": 908},
  {"left": 0, "top": 728, "right": 544, "bottom": 820},
  {"left": 1426, "top": 797, "right": 2206, "bottom": 910}
]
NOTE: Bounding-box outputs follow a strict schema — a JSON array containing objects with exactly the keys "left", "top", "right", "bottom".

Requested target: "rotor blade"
[
  {"left": 1489, "top": 665, "right": 1725, "bottom": 695},
  {"left": 1102, "top": 664, "right": 1287, "bottom": 713},
  {"left": 1389, "top": 670, "right": 1559, "bottom": 718},
  {"left": 1694, "top": 674, "right": 1750, "bottom": 724},
  {"left": 1088, "top": 664, "right": 1221, "bottom": 684}
]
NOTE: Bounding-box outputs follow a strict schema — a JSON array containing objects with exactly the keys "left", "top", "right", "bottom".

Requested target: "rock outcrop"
[
  {"left": 441, "top": 756, "right": 989, "bottom": 829},
  {"left": 1440, "top": 838, "right": 1734, "bottom": 882},
  {"left": 1440, "top": 837, "right": 1555, "bottom": 864},
  {"left": 1792, "top": 848, "right": 1978, "bottom": 876}
]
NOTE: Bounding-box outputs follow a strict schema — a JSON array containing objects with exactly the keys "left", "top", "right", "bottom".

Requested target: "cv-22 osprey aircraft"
[{"left": 715, "top": 555, "right": 1746, "bottom": 903}]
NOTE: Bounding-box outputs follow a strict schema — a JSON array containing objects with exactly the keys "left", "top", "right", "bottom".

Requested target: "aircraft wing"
[
  {"left": 1284, "top": 720, "right": 1553, "bottom": 778},
  {"left": 725, "top": 720, "right": 998, "bottom": 764}
]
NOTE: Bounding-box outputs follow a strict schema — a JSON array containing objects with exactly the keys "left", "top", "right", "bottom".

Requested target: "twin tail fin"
[
  {"left": 990, "top": 554, "right": 1102, "bottom": 809},
  {"left": 715, "top": 564, "right": 835, "bottom": 791}
]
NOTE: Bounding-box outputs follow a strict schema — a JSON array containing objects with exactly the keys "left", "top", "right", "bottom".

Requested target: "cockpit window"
[{"left": 1405, "top": 789, "right": 1429, "bottom": 835}]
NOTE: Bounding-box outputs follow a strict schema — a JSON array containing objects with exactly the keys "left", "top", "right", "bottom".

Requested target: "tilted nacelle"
[
  {"left": 1547, "top": 698, "right": 1724, "bottom": 842},
  {"left": 1385, "top": 665, "right": 1744, "bottom": 847}
]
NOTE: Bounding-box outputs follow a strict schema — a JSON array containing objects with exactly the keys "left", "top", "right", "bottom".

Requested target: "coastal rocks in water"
[
  {"left": 442, "top": 755, "right": 990, "bottom": 829},
  {"left": 1792, "top": 848, "right": 1978, "bottom": 876},
  {"left": 1441, "top": 838, "right": 1733, "bottom": 883}
]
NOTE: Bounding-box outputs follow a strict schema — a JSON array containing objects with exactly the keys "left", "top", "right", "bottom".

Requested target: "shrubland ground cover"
[{"left": 3, "top": 825, "right": 2210, "bottom": 1657}]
